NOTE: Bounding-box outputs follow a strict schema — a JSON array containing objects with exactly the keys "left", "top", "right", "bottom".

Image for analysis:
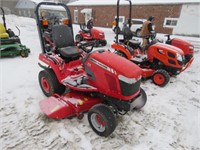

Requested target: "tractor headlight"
[
  {"left": 118, "top": 75, "right": 141, "bottom": 84},
  {"left": 176, "top": 53, "right": 183, "bottom": 62},
  {"left": 189, "top": 45, "right": 194, "bottom": 50},
  {"left": 99, "top": 33, "right": 104, "bottom": 36}
]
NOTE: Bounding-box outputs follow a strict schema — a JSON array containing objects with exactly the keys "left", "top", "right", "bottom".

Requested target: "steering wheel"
[
  {"left": 78, "top": 41, "right": 96, "bottom": 53},
  {"left": 80, "top": 23, "right": 86, "bottom": 30},
  {"left": 150, "top": 32, "right": 157, "bottom": 40}
]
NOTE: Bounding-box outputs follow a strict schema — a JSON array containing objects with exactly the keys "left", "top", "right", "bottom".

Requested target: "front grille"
[
  {"left": 120, "top": 79, "right": 141, "bottom": 96},
  {"left": 178, "top": 60, "right": 184, "bottom": 66},
  {"left": 178, "top": 55, "right": 185, "bottom": 66}
]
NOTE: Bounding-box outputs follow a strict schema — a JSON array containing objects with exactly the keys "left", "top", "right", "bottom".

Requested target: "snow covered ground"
[{"left": 0, "top": 15, "right": 200, "bottom": 150}]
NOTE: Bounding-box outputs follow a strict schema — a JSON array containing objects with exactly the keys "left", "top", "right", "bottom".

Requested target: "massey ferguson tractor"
[{"left": 35, "top": 2, "right": 147, "bottom": 137}]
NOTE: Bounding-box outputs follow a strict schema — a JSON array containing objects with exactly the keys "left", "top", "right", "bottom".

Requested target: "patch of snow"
[{"left": 0, "top": 14, "right": 200, "bottom": 150}]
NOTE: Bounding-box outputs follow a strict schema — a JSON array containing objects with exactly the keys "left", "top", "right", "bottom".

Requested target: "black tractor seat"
[
  {"left": 82, "top": 28, "right": 91, "bottom": 33},
  {"left": 59, "top": 46, "right": 83, "bottom": 58},
  {"left": 52, "top": 25, "right": 83, "bottom": 59}
]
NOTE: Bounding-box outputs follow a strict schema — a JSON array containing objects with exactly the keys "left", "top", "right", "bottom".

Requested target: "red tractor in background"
[
  {"left": 164, "top": 34, "right": 194, "bottom": 63},
  {"left": 111, "top": 0, "right": 194, "bottom": 87},
  {"left": 75, "top": 23, "right": 107, "bottom": 47},
  {"left": 35, "top": 2, "right": 147, "bottom": 137}
]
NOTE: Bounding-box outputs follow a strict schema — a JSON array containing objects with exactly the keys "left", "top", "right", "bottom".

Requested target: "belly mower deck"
[{"left": 39, "top": 91, "right": 103, "bottom": 119}]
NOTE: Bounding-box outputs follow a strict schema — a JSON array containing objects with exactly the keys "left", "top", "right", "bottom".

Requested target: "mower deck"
[{"left": 40, "top": 91, "right": 103, "bottom": 119}]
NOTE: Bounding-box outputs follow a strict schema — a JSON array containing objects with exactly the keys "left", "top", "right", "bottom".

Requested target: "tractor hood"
[
  {"left": 91, "top": 28, "right": 104, "bottom": 34},
  {"left": 172, "top": 38, "right": 193, "bottom": 46},
  {"left": 152, "top": 42, "right": 184, "bottom": 55},
  {"left": 87, "top": 50, "right": 142, "bottom": 79}
]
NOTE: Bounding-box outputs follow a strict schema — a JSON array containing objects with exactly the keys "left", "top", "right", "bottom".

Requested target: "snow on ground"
[{"left": 0, "top": 15, "right": 200, "bottom": 150}]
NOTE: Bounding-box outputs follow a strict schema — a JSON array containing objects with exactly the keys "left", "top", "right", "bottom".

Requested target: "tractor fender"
[
  {"left": 39, "top": 53, "right": 64, "bottom": 81},
  {"left": 111, "top": 43, "right": 131, "bottom": 60}
]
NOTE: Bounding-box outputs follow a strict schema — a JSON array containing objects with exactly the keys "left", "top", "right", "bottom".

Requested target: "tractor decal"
[{"left": 90, "top": 58, "right": 117, "bottom": 74}]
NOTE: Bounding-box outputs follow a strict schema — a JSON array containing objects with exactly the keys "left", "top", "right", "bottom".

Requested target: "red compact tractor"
[
  {"left": 164, "top": 34, "right": 194, "bottom": 63},
  {"left": 111, "top": 0, "right": 194, "bottom": 87},
  {"left": 35, "top": 2, "right": 147, "bottom": 137},
  {"left": 75, "top": 23, "right": 107, "bottom": 47}
]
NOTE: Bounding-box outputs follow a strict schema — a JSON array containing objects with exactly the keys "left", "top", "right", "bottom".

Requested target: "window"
[
  {"left": 74, "top": 10, "right": 78, "bottom": 23},
  {"left": 23, "top": 10, "right": 26, "bottom": 17},
  {"left": 164, "top": 18, "right": 178, "bottom": 28},
  {"left": 28, "top": 10, "right": 31, "bottom": 17}
]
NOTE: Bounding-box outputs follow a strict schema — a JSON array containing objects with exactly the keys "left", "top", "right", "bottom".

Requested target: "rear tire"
[
  {"left": 38, "top": 69, "right": 65, "bottom": 97},
  {"left": 152, "top": 69, "right": 170, "bottom": 87},
  {"left": 88, "top": 104, "right": 117, "bottom": 137}
]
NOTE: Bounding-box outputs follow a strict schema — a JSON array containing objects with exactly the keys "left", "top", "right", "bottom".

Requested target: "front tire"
[
  {"left": 75, "top": 34, "right": 83, "bottom": 43},
  {"left": 101, "top": 40, "right": 107, "bottom": 46},
  {"left": 38, "top": 69, "right": 65, "bottom": 97},
  {"left": 152, "top": 69, "right": 170, "bottom": 87},
  {"left": 20, "top": 50, "right": 28, "bottom": 57},
  {"left": 88, "top": 104, "right": 117, "bottom": 137}
]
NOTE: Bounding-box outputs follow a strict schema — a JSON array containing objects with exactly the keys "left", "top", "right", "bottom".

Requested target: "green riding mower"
[{"left": 0, "top": 7, "right": 30, "bottom": 58}]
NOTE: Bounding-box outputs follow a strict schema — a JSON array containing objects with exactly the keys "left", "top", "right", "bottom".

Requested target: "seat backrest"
[
  {"left": 123, "top": 26, "right": 133, "bottom": 41},
  {"left": 0, "top": 23, "right": 6, "bottom": 34},
  {"left": 0, "top": 23, "right": 9, "bottom": 38},
  {"left": 52, "top": 25, "right": 74, "bottom": 48}
]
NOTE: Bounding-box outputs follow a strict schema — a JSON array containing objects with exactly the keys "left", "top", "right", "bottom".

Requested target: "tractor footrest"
[
  {"left": 62, "top": 76, "right": 96, "bottom": 89},
  {"left": 131, "top": 54, "right": 148, "bottom": 63}
]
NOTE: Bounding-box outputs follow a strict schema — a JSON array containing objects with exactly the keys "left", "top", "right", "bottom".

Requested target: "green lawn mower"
[{"left": 0, "top": 7, "right": 30, "bottom": 58}]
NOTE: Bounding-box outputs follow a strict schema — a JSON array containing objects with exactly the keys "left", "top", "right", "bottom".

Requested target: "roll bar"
[
  {"left": 35, "top": 2, "right": 73, "bottom": 53},
  {"left": 115, "top": 0, "right": 132, "bottom": 43}
]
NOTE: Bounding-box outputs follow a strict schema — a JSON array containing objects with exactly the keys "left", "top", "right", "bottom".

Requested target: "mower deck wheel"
[
  {"left": 88, "top": 104, "right": 117, "bottom": 137},
  {"left": 38, "top": 69, "right": 65, "bottom": 97},
  {"left": 152, "top": 69, "right": 170, "bottom": 87}
]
